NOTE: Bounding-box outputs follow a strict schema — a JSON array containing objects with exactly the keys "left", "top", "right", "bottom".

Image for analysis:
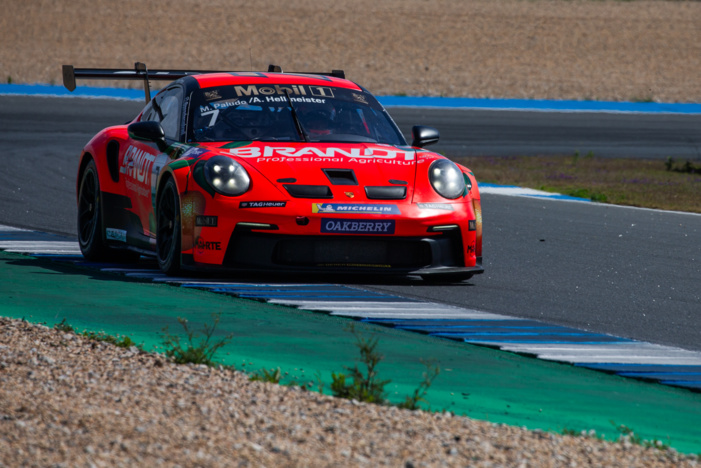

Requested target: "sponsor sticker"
[
  {"left": 417, "top": 203, "right": 454, "bottom": 211},
  {"left": 468, "top": 220, "right": 477, "bottom": 231},
  {"left": 121, "top": 145, "right": 157, "bottom": 186},
  {"left": 309, "top": 86, "right": 335, "bottom": 98},
  {"left": 239, "top": 201, "right": 287, "bottom": 209},
  {"left": 312, "top": 203, "right": 400, "bottom": 215},
  {"left": 229, "top": 145, "right": 415, "bottom": 161},
  {"left": 196, "top": 215, "right": 218, "bottom": 227},
  {"left": 105, "top": 228, "right": 127, "bottom": 243},
  {"left": 352, "top": 93, "right": 368, "bottom": 104},
  {"left": 183, "top": 147, "right": 208, "bottom": 158},
  {"left": 321, "top": 218, "right": 395, "bottom": 234},
  {"left": 195, "top": 237, "right": 222, "bottom": 254}
]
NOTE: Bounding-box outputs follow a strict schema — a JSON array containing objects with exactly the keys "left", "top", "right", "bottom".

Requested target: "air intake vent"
[
  {"left": 284, "top": 184, "right": 333, "bottom": 199},
  {"left": 365, "top": 186, "right": 407, "bottom": 200},
  {"left": 323, "top": 169, "right": 358, "bottom": 186}
]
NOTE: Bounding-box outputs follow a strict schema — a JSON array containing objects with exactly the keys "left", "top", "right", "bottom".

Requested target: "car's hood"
[{"left": 211, "top": 141, "right": 419, "bottom": 191}]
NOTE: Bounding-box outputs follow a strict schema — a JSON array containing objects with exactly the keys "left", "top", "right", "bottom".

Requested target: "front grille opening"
[
  {"left": 323, "top": 168, "right": 358, "bottom": 186},
  {"left": 275, "top": 237, "right": 431, "bottom": 267},
  {"left": 365, "top": 186, "right": 407, "bottom": 200},
  {"left": 283, "top": 184, "right": 333, "bottom": 199},
  {"left": 223, "top": 230, "right": 464, "bottom": 271}
]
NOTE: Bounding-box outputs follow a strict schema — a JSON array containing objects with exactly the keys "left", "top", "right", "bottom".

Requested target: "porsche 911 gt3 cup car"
[{"left": 64, "top": 63, "right": 483, "bottom": 280}]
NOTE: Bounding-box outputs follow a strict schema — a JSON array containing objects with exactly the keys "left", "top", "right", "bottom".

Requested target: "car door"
[{"left": 122, "top": 85, "right": 184, "bottom": 249}]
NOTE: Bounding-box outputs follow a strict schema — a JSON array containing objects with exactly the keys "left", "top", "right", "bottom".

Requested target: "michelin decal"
[{"left": 313, "top": 203, "right": 400, "bottom": 215}]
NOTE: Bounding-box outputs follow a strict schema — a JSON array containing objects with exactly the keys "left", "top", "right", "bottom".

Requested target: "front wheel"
[{"left": 157, "top": 178, "right": 182, "bottom": 275}]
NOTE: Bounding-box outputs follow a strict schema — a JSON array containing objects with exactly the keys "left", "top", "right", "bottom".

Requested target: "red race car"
[{"left": 64, "top": 63, "right": 483, "bottom": 281}]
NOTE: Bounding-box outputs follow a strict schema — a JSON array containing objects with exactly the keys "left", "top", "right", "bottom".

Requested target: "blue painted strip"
[
  {"left": 397, "top": 325, "right": 574, "bottom": 333},
  {"left": 576, "top": 363, "right": 701, "bottom": 373},
  {"left": 478, "top": 183, "right": 591, "bottom": 202},
  {"left": 0, "top": 232, "right": 75, "bottom": 241},
  {"left": 29, "top": 254, "right": 83, "bottom": 259},
  {"left": 202, "top": 287, "right": 358, "bottom": 293},
  {"left": 2, "top": 83, "right": 700, "bottom": 114},
  {"left": 619, "top": 373, "right": 701, "bottom": 382},
  {"left": 452, "top": 335, "right": 629, "bottom": 343},
  {"left": 659, "top": 381, "right": 701, "bottom": 390},
  {"left": 378, "top": 95, "right": 701, "bottom": 114},
  {"left": 235, "top": 294, "right": 396, "bottom": 300},
  {"left": 0, "top": 83, "right": 144, "bottom": 100},
  {"left": 364, "top": 319, "right": 544, "bottom": 327},
  {"left": 431, "top": 331, "right": 609, "bottom": 337}
]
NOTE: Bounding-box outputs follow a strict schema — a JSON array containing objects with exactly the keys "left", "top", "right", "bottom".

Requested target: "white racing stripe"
[
  {"left": 538, "top": 355, "right": 701, "bottom": 365},
  {"left": 0, "top": 241, "right": 81, "bottom": 253},
  {"left": 328, "top": 310, "right": 511, "bottom": 319}
]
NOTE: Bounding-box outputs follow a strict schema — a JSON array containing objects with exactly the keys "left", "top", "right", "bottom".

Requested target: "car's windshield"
[{"left": 188, "top": 83, "right": 406, "bottom": 145}]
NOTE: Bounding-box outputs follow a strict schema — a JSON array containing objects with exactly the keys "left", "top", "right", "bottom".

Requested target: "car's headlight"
[
  {"left": 429, "top": 159, "right": 466, "bottom": 199},
  {"left": 204, "top": 156, "right": 250, "bottom": 196}
]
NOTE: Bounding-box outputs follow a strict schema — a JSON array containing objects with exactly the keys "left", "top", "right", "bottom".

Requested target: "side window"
[
  {"left": 140, "top": 101, "right": 159, "bottom": 122},
  {"left": 155, "top": 87, "right": 184, "bottom": 140}
]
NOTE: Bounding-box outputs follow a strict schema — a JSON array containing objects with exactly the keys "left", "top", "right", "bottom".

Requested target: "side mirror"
[
  {"left": 128, "top": 121, "right": 168, "bottom": 151},
  {"left": 411, "top": 125, "right": 440, "bottom": 148}
]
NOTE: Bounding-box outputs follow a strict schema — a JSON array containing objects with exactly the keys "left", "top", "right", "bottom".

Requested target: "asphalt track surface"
[
  {"left": 1, "top": 95, "right": 700, "bottom": 353},
  {"left": 390, "top": 107, "right": 701, "bottom": 160}
]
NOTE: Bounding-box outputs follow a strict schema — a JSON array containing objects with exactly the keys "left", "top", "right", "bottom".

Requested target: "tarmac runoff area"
[{"left": 1, "top": 245, "right": 701, "bottom": 454}]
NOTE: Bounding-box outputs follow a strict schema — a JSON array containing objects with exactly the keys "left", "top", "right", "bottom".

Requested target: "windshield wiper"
[{"left": 284, "top": 90, "right": 308, "bottom": 142}]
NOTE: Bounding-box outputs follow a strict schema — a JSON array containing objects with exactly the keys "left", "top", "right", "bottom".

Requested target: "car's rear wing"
[{"left": 62, "top": 63, "right": 346, "bottom": 103}]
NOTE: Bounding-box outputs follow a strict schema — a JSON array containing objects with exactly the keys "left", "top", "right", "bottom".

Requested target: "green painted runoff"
[{"left": 2, "top": 251, "right": 700, "bottom": 453}]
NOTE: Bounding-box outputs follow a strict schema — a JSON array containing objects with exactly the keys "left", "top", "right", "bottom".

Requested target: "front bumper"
[{"left": 180, "top": 196, "right": 483, "bottom": 277}]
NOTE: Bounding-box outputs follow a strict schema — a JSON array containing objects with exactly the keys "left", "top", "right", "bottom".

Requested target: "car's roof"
[{"left": 190, "top": 72, "right": 363, "bottom": 91}]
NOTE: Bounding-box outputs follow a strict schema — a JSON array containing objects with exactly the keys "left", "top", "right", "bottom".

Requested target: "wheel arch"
[{"left": 76, "top": 152, "right": 95, "bottom": 203}]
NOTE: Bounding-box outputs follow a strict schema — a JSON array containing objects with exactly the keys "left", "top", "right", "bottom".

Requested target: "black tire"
[
  {"left": 77, "top": 160, "right": 141, "bottom": 263},
  {"left": 77, "top": 160, "right": 112, "bottom": 261},
  {"left": 157, "top": 178, "right": 182, "bottom": 275}
]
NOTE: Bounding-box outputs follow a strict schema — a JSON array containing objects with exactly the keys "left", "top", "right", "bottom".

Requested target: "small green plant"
[
  {"left": 161, "top": 313, "right": 233, "bottom": 367},
  {"left": 665, "top": 157, "right": 674, "bottom": 172},
  {"left": 53, "top": 319, "right": 142, "bottom": 350},
  {"left": 611, "top": 421, "right": 670, "bottom": 450},
  {"left": 81, "top": 330, "right": 143, "bottom": 350},
  {"left": 249, "top": 367, "right": 282, "bottom": 383},
  {"left": 330, "top": 325, "right": 391, "bottom": 404},
  {"left": 54, "top": 318, "right": 75, "bottom": 333},
  {"left": 563, "top": 187, "right": 608, "bottom": 203},
  {"left": 6, "top": 76, "right": 12, "bottom": 85},
  {"left": 328, "top": 325, "right": 441, "bottom": 409},
  {"left": 665, "top": 157, "right": 701, "bottom": 174},
  {"left": 561, "top": 428, "right": 604, "bottom": 440},
  {"left": 397, "top": 359, "right": 440, "bottom": 410}
]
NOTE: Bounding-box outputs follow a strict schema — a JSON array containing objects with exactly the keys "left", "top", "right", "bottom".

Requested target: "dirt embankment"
[
  {"left": 2, "top": 0, "right": 700, "bottom": 102},
  {"left": 1, "top": 317, "right": 697, "bottom": 467}
]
